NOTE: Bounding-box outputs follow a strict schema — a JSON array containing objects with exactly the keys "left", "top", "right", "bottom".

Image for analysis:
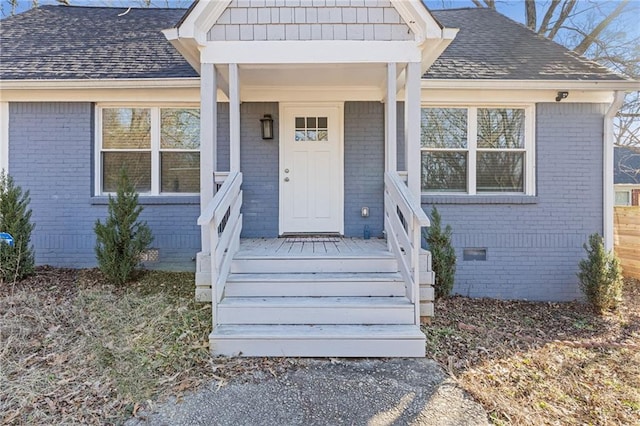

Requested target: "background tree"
[{"left": 428, "top": 0, "right": 639, "bottom": 150}]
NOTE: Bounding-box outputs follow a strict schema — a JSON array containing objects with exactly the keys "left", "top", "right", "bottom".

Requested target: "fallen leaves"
[{"left": 424, "top": 277, "right": 640, "bottom": 425}]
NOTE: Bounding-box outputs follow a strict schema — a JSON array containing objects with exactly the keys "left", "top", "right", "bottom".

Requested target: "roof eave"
[
  {"left": 421, "top": 79, "right": 640, "bottom": 91},
  {"left": 0, "top": 78, "right": 201, "bottom": 90}
]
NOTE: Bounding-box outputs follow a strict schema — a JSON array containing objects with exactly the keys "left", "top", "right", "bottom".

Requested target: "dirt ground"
[
  {"left": 424, "top": 278, "right": 640, "bottom": 425},
  {"left": 1, "top": 268, "right": 639, "bottom": 425}
]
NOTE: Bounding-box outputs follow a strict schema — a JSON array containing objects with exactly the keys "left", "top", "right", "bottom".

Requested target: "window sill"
[
  {"left": 91, "top": 195, "right": 200, "bottom": 206},
  {"left": 422, "top": 195, "right": 538, "bottom": 205}
]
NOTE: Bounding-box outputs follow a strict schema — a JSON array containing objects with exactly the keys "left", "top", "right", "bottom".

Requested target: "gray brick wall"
[
  {"left": 8, "top": 102, "right": 200, "bottom": 270},
  {"left": 208, "top": 0, "right": 413, "bottom": 41},
  {"left": 8, "top": 101, "right": 607, "bottom": 301},
  {"left": 419, "top": 103, "right": 607, "bottom": 301},
  {"left": 238, "top": 102, "right": 280, "bottom": 237},
  {"left": 344, "top": 101, "right": 384, "bottom": 238}
]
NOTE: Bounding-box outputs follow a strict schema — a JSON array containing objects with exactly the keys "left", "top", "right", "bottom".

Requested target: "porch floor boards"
[{"left": 237, "top": 237, "right": 389, "bottom": 257}]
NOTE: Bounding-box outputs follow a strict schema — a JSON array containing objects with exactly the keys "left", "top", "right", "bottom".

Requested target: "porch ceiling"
[{"left": 216, "top": 63, "right": 406, "bottom": 102}]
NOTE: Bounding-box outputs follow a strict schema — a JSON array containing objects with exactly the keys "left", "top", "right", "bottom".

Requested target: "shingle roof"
[
  {"left": 0, "top": 5, "right": 628, "bottom": 82},
  {"left": 0, "top": 6, "right": 197, "bottom": 80},
  {"left": 427, "top": 8, "right": 626, "bottom": 81},
  {"left": 615, "top": 146, "right": 640, "bottom": 184}
]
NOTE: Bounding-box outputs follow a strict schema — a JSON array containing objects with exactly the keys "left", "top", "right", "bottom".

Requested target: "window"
[
  {"left": 295, "top": 116, "right": 328, "bottom": 142},
  {"left": 615, "top": 190, "right": 631, "bottom": 206},
  {"left": 98, "top": 106, "right": 200, "bottom": 195},
  {"left": 421, "top": 106, "right": 534, "bottom": 195}
]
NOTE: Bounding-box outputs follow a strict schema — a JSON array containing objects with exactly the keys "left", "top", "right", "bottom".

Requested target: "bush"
[
  {"left": 94, "top": 169, "right": 153, "bottom": 285},
  {"left": 423, "top": 206, "right": 456, "bottom": 299},
  {"left": 0, "top": 171, "right": 35, "bottom": 283},
  {"left": 577, "top": 233, "right": 623, "bottom": 312}
]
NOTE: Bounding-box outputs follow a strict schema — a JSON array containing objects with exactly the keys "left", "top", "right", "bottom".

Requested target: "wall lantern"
[
  {"left": 555, "top": 91, "right": 569, "bottom": 102},
  {"left": 260, "top": 114, "right": 274, "bottom": 140}
]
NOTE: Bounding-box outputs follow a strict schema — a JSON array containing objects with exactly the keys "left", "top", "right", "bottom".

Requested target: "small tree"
[
  {"left": 577, "top": 233, "right": 623, "bottom": 312},
  {"left": 423, "top": 206, "right": 456, "bottom": 299},
  {"left": 0, "top": 171, "right": 35, "bottom": 283},
  {"left": 94, "top": 168, "right": 153, "bottom": 285}
]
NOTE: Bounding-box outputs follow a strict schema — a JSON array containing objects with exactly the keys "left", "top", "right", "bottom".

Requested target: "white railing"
[
  {"left": 197, "top": 172, "right": 243, "bottom": 315},
  {"left": 384, "top": 171, "right": 430, "bottom": 325}
]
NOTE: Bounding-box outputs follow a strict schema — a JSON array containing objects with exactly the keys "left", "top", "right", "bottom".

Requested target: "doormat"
[{"left": 283, "top": 235, "right": 341, "bottom": 243}]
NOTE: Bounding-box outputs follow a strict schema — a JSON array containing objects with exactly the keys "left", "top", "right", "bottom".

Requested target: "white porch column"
[
  {"left": 405, "top": 62, "right": 421, "bottom": 198},
  {"left": 229, "top": 63, "right": 241, "bottom": 172},
  {"left": 200, "top": 63, "right": 217, "bottom": 252},
  {"left": 385, "top": 63, "right": 397, "bottom": 172}
]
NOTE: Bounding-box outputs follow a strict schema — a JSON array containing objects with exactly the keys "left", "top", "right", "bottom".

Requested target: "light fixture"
[
  {"left": 555, "top": 91, "right": 569, "bottom": 102},
  {"left": 260, "top": 114, "right": 274, "bottom": 140},
  {"left": 361, "top": 207, "right": 369, "bottom": 217}
]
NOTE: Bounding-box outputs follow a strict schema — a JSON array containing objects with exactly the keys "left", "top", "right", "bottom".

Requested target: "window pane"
[
  {"left": 422, "top": 151, "right": 467, "bottom": 192},
  {"left": 161, "top": 108, "right": 200, "bottom": 149},
  {"left": 161, "top": 152, "right": 200, "bottom": 193},
  {"left": 477, "top": 152, "right": 524, "bottom": 192},
  {"left": 102, "top": 152, "right": 151, "bottom": 192},
  {"left": 477, "top": 108, "right": 525, "bottom": 149},
  {"left": 615, "top": 191, "right": 630, "bottom": 206},
  {"left": 102, "top": 108, "right": 151, "bottom": 149},
  {"left": 421, "top": 108, "right": 467, "bottom": 149}
]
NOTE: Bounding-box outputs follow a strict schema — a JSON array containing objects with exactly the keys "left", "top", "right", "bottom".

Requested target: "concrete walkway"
[{"left": 126, "top": 359, "right": 488, "bottom": 426}]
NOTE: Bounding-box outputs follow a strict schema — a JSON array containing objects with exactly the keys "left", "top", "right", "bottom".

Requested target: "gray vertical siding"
[
  {"left": 344, "top": 101, "right": 385, "bottom": 238},
  {"left": 420, "top": 103, "right": 607, "bottom": 301},
  {"left": 238, "top": 102, "right": 280, "bottom": 237},
  {"left": 8, "top": 102, "right": 200, "bottom": 270}
]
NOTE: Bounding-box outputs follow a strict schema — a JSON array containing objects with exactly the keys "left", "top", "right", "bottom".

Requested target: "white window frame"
[
  {"left": 420, "top": 104, "right": 536, "bottom": 196},
  {"left": 614, "top": 190, "right": 631, "bottom": 206},
  {"left": 95, "top": 103, "right": 200, "bottom": 196}
]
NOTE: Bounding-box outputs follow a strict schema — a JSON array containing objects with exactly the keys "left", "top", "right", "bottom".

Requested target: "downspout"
[{"left": 603, "top": 91, "right": 625, "bottom": 252}]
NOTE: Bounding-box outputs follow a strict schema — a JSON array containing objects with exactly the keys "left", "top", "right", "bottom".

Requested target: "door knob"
[
  {"left": 284, "top": 177, "right": 290, "bottom": 182},
  {"left": 284, "top": 169, "right": 289, "bottom": 173}
]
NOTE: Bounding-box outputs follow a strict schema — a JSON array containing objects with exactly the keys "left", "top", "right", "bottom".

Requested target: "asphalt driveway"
[{"left": 126, "top": 358, "right": 488, "bottom": 426}]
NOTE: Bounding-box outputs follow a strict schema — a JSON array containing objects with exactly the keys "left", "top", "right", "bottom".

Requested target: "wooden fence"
[{"left": 614, "top": 206, "right": 640, "bottom": 279}]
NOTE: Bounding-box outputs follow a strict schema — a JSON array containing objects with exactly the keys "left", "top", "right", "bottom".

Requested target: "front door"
[{"left": 279, "top": 104, "right": 343, "bottom": 234}]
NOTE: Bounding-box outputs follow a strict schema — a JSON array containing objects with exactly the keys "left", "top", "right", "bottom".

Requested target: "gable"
[{"left": 207, "top": 0, "right": 414, "bottom": 42}]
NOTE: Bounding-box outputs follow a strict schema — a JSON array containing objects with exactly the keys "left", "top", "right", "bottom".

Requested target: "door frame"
[{"left": 278, "top": 102, "right": 345, "bottom": 236}]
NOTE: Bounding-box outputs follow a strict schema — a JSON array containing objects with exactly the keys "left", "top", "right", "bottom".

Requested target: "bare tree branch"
[
  {"left": 538, "top": 0, "right": 561, "bottom": 35},
  {"left": 525, "top": 0, "right": 537, "bottom": 31},
  {"left": 548, "top": 0, "right": 577, "bottom": 40},
  {"left": 573, "top": 0, "right": 630, "bottom": 55}
]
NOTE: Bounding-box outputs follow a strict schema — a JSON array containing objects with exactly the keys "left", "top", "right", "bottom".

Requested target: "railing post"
[
  {"left": 209, "top": 221, "right": 218, "bottom": 326},
  {"left": 412, "top": 216, "right": 421, "bottom": 325}
]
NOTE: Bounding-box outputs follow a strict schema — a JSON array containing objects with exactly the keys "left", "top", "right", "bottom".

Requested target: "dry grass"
[
  {"left": 0, "top": 267, "right": 212, "bottom": 424},
  {"left": 0, "top": 267, "right": 306, "bottom": 425},
  {"left": 424, "top": 278, "right": 640, "bottom": 425}
]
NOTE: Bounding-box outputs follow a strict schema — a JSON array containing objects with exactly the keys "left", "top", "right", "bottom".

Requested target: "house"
[
  {"left": 1, "top": 1, "right": 637, "bottom": 357},
  {"left": 614, "top": 146, "right": 640, "bottom": 206}
]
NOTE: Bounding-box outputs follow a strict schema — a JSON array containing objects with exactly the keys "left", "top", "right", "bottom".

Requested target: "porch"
[{"left": 197, "top": 171, "right": 433, "bottom": 357}]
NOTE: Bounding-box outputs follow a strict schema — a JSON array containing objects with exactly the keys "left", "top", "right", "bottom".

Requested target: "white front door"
[{"left": 279, "top": 104, "right": 344, "bottom": 234}]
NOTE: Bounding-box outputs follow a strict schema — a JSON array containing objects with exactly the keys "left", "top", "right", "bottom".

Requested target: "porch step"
[
  {"left": 217, "top": 296, "right": 414, "bottom": 325},
  {"left": 210, "top": 324, "right": 426, "bottom": 357},
  {"left": 225, "top": 272, "right": 405, "bottom": 297},
  {"left": 230, "top": 254, "right": 398, "bottom": 274}
]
